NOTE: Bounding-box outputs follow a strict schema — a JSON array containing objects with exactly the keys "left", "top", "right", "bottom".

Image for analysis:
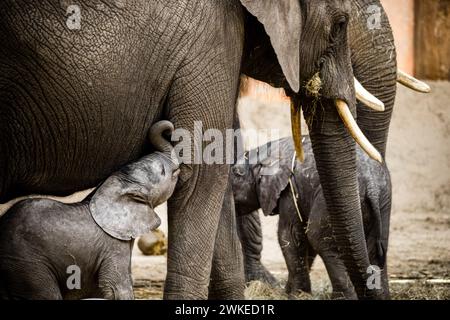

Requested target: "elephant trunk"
[
  {"left": 350, "top": 0, "right": 398, "bottom": 158},
  {"left": 306, "top": 101, "right": 373, "bottom": 298},
  {"left": 149, "top": 120, "right": 179, "bottom": 168}
]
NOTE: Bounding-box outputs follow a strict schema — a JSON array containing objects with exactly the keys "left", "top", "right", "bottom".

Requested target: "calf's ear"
[
  {"left": 89, "top": 176, "right": 161, "bottom": 241},
  {"left": 240, "top": 0, "right": 302, "bottom": 92},
  {"left": 253, "top": 139, "right": 295, "bottom": 216},
  {"left": 254, "top": 163, "right": 292, "bottom": 216}
]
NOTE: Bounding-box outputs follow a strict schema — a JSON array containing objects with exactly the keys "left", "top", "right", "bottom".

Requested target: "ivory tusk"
[
  {"left": 354, "top": 78, "right": 385, "bottom": 112},
  {"left": 290, "top": 102, "right": 305, "bottom": 163},
  {"left": 397, "top": 70, "right": 431, "bottom": 93},
  {"left": 335, "top": 100, "right": 383, "bottom": 163}
]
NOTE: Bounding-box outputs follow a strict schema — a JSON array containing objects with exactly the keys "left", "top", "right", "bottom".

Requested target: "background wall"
[
  {"left": 382, "top": 0, "right": 450, "bottom": 80},
  {"left": 381, "top": 0, "right": 415, "bottom": 75},
  {"left": 414, "top": 0, "right": 450, "bottom": 80}
]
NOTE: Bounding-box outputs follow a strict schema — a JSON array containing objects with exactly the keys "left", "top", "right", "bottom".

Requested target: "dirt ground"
[{"left": 1, "top": 82, "right": 448, "bottom": 300}]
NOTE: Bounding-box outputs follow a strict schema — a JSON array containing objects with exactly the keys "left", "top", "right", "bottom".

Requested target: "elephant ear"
[
  {"left": 254, "top": 138, "right": 295, "bottom": 216},
  {"left": 240, "top": 0, "right": 302, "bottom": 92},
  {"left": 89, "top": 176, "right": 161, "bottom": 241}
]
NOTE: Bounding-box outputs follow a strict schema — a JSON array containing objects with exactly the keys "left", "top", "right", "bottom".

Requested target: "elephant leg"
[
  {"left": 237, "top": 211, "right": 278, "bottom": 286},
  {"left": 307, "top": 191, "right": 357, "bottom": 299},
  {"left": 208, "top": 181, "right": 245, "bottom": 299},
  {"left": 163, "top": 6, "right": 244, "bottom": 299},
  {"left": 98, "top": 259, "right": 134, "bottom": 300},
  {"left": 379, "top": 188, "right": 392, "bottom": 299},
  {"left": 380, "top": 266, "right": 390, "bottom": 299},
  {"left": 165, "top": 137, "right": 234, "bottom": 299},
  {"left": 0, "top": 266, "right": 62, "bottom": 300},
  {"left": 366, "top": 195, "right": 392, "bottom": 300},
  {"left": 363, "top": 263, "right": 390, "bottom": 300},
  {"left": 165, "top": 113, "right": 239, "bottom": 299},
  {"left": 309, "top": 226, "right": 357, "bottom": 299},
  {"left": 320, "top": 252, "right": 357, "bottom": 300},
  {"left": 277, "top": 195, "right": 311, "bottom": 294},
  {"left": 307, "top": 243, "right": 317, "bottom": 270}
]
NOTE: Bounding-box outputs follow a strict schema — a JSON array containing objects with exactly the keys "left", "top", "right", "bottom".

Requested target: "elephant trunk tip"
[{"left": 149, "top": 121, "right": 179, "bottom": 168}]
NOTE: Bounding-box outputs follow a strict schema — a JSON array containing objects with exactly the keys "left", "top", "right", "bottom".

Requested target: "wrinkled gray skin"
[
  {"left": 232, "top": 137, "right": 392, "bottom": 299},
  {"left": 0, "top": 0, "right": 245, "bottom": 299},
  {"left": 0, "top": 0, "right": 396, "bottom": 299},
  {"left": 0, "top": 121, "right": 179, "bottom": 300},
  {"left": 236, "top": 212, "right": 278, "bottom": 287}
]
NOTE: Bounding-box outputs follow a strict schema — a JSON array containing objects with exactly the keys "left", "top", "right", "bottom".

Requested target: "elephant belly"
[{"left": 0, "top": 0, "right": 191, "bottom": 201}]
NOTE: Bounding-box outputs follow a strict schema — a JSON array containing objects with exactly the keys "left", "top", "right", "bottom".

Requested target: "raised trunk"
[{"left": 148, "top": 121, "right": 179, "bottom": 168}]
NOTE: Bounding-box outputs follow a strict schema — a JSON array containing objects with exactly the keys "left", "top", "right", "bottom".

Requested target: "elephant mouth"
[
  {"left": 290, "top": 73, "right": 385, "bottom": 164},
  {"left": 148, "top": 210, "right": 162, "bottom": 231},
  {"left": 289, "top": 68, "right": 429, "bottom": 166}
]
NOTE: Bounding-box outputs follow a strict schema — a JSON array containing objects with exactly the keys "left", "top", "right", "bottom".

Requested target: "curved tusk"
[
  {"left": 397, "top": 70, "right": 431, "bottom": 93},
  {"left": 335, "top": 100, "right": 383, "bottom": 163},
  {"left": 290, "top": 101, "right": 305, "bottom": 163},
  {"left": 354, "top": 78, "right": 385, "bottom": 112}
]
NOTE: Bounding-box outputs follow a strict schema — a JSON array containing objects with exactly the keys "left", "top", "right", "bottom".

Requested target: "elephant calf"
[
  {"left": 232, "top": 137, "right": 392, "bottom": 299},
  {"left": 0, "top": 121, "right": 179, "bottom": 300}
]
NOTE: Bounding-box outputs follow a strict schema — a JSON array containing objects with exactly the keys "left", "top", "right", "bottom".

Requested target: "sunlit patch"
[{"left": 240, "top": 77, "right": 289, "bottom": 102}]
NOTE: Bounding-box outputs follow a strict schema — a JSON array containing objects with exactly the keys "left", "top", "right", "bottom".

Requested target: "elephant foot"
[
  {"left": 208, "top": 277, "right": 246, "bottom": 300},
  {"left": 358, "top": 288, "right": 390, "bottom": 300},
  {"left": 164, "top": 272, "right": 209, "bottom": 300},
  {"left": 244, "top": 260, "right": 278, "bottom": 287},
  {"left": 285, "top": 277, "right": 312, "bottom": 297},
  {"left": 331, "top": 290, "right": 358, "bottom": 300}
]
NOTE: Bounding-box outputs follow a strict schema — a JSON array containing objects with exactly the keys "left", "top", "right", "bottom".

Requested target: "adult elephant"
[
  {"left": 0, "top": 0, "right": 246, "bottom": 299},
  {"left": 238, "top": 0, "right": 426, "bottom": 299},
  {"left": 0, "top": 0, "right": 428, "bottom": 300}
]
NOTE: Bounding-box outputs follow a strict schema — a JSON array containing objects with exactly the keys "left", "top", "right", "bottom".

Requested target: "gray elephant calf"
[
  {"left": 0, "top": 121, "right": 179, "bottom": 300},
  {"left": 232, "top": 137, "right": 392, "bottom": 299}
]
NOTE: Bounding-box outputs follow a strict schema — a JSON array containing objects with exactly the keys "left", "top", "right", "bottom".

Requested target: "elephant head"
[
  {"left": 90, "top": 121, "right": 180, "bottom": 241},
  {"left": 232, "top": 138, "right": 295, "bottom": 217},
  {"left": 240, "top": 0, "right": 387, "bottom": 298}
]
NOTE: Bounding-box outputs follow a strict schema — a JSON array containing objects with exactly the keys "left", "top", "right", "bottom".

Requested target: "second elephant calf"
[{"left": 232, "top": 136, "right": 392, "bottom": 299}]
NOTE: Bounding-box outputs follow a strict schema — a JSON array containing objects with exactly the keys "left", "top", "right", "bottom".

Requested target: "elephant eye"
[
  {"left": 332, "top": 16, "right": 348, "bottom": 37},
  {"left": 126, "top": 193, "right": 148, "bottom": 204}
]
